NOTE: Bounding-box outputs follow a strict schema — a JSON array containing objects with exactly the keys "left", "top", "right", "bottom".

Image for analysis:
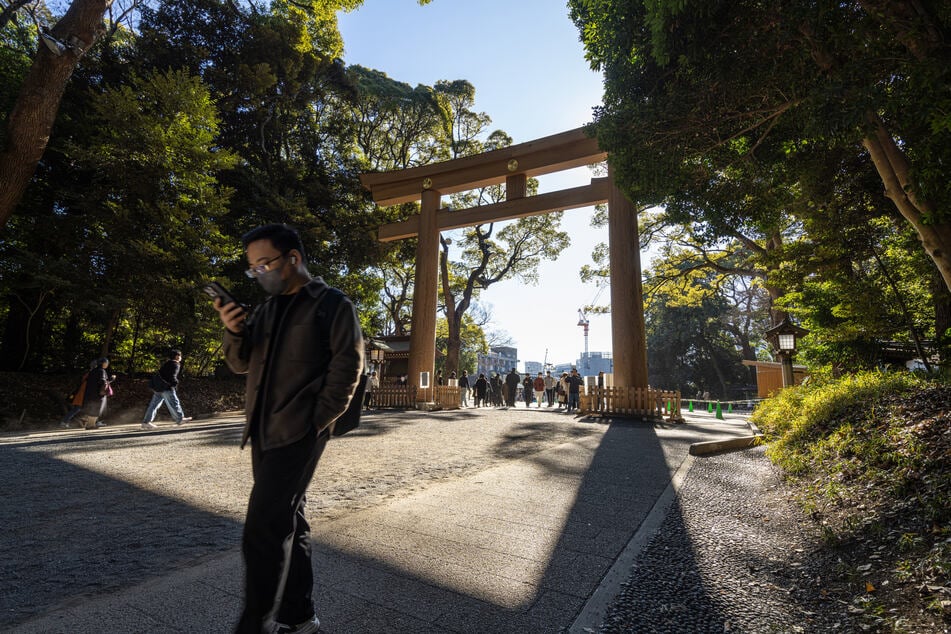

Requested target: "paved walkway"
[{"left": 4, "top": 407, "right": 757, "bottom": 633}]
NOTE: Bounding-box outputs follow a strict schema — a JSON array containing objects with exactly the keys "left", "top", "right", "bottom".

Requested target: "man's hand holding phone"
[
  {"left": 202, "top": 282, "right": 249, "bottom": 333},
  {"left": 215, "top": 297, "right": 248, "bottom": 333}
]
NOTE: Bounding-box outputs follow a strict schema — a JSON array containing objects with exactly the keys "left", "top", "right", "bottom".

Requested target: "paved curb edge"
[
  {"left": 568, "top": 452, "right": 696, "bottom": 633},
  {"left": 688, "top": 435, "right": 763, "bottom": 456}
]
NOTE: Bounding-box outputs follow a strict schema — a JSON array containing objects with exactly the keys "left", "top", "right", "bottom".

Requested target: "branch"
[{"left": 0, "top": 0, "right": 32, "bottom": 30}]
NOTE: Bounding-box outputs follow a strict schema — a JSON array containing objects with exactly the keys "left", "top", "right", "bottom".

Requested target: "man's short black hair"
[
  {"left": 169, "top": 349, "right": 182, "bottom": 359},
  {"left": 241, "top": 224, "right": 307, "bottom": 262}
]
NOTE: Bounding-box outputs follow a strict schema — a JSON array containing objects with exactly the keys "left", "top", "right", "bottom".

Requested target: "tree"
[
  {"left": 435, "top": 314, "right": 487, "bottom": 377},
  {"left": 0, "top": 0, "right": 367, "bottom": 371},
  {"left": 0, "top": 0, "right": 112, "bottom": 228},
  {"left": 134, "top": 0, "right": 386, "bottom": 317},
  {"left": 0, "top": 0, "right": 434, "bottom": 230},
  {"left": 438, "top": 129, "right": 571, "bottom": 376},
  {"left": 342, "top": 66, "right": 460, "bottom": 337},
  {"left": 0, "top": 66, "right": 236, "bottom": 372},
  {"left": 644, "top": 269, "right": 753, "bottom": 399},
  {"left": 568, "top": 0, "right": 951, "bottom": 291}
]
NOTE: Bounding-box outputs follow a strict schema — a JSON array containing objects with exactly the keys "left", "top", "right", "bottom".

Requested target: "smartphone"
[{"left": 201, "top": 282, "right": 248, "bottom": 313}]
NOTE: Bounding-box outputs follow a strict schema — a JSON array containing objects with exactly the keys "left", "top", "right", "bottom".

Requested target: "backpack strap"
[{"left": 316, "top": 288, "right": 345, "bottom": 336}]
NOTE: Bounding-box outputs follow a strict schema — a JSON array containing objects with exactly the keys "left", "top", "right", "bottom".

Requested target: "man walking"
[
  {"left": 505, "top": 368, "right": 521, "bottom": 408},
  {"left": 459, "top": 370, "right": 470, "bottom": 407},
  {"left": 215, "top": 223, "right": 363, "bottom": 634},
  {"left": 533, "top": 372, "right": 546, "bottom": 407},
  {"left": 544, "top": 370, "right": 556, "bottom": 407},
  {"left": 141, "top": 349, "right": 193, "bottom": 429},
  {"left": 566, "top": 368, "right": 585, "bottom": 413}
]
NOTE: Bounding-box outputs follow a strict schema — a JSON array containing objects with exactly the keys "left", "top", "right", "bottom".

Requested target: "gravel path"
[{"left": 597, "top": 446, "right": 864, "bottom": 633}]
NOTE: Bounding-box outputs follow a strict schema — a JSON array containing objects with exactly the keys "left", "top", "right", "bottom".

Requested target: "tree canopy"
[
  {"left": 570, "top": 0, "right": 951, "bottom": 369},
  {"left": 569, "top": 0, "right": 951, "bottom": 282}
]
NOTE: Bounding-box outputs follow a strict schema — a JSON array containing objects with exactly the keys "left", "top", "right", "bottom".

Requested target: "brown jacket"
[{"left": 222, "top": 277, "right": 364, "bottom": 450}]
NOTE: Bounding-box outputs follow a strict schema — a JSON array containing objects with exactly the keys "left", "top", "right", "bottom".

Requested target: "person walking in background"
[
  {"left": 214, "top": 223, "right": 363, "bottom": 634},
  {"left": 522, "top": 374, "right": 534, "bottom": 407},
  {"left": 474, "top": 373, "right": 488, "bottom": 407},
  {"left": 505, "top": 368, "right": 520, "bottom": 407},
  {"left": 82, "top": 357, "right": 115, "bottom": 428},
  {"left": 566, "top": 368, "right": 584, "bottom": 413},
  {"left": 141, "top": 349, "right": 193, "bottom": 429},
  {"left": 60, "top": 359, "right": 97, "bottom": 428},
  {"left": 459, "top": 370, "right": 470, "bottom": 407},
  {"left": 364, "top": 370, "right": 379, "bottom": 410},
  {"left": 544, "top": 370, "right": 556, "bottom": 408},
  {"left": 490, "top": 373, "right": 503, "bottom": 407},
  {"left": 557, "top": 371, "right": 570, "bottom": 410},
  {"left": 533, "top": 372, "right": 546, "bottom": 407},
  {"left": 597, "top": 370, "right": 606, "bottom": 412}
]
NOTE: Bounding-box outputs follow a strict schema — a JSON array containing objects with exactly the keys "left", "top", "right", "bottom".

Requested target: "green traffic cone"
[
  {"left": 667, "top": 399, "right": 672, "bottom": 412},
  {"left": 728, "top": 402, "right": 733, "bottom": 413},
  {"left": 688, "top": 400, "right": 694, "bottom": 412},
  {"left": 707, "top": 401, "right": 713, "bottom": 413},
  {"left": 715, "top": 401, "right": 724, "bottom": 420}
]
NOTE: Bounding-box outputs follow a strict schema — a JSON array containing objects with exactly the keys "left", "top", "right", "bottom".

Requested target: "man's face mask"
[{"left": 257, "top": 266, "right": 288, "bottom": 295}]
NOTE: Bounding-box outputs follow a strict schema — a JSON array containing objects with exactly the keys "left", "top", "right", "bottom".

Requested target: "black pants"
[{"left": 236, "top": 427, "right": 329, "bottom": 634}]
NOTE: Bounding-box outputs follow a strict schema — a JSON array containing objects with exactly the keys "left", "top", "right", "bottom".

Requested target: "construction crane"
[{"left": 577, "top": 309, "right": 590, "bottom": 374}]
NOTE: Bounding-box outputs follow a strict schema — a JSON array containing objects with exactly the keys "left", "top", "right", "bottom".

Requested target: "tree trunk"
[
  {"left": 934, "top": 269, "right": 951, "bottom": 364},
  {"left": 863, "top": 115, "right": 951, "bottom": 293},
  {"left": 707, "top": 350, "right": 729, "bottom": 399},
  {"left": 0, "top": 0, "right": 108, "bottom": 229},
  {"left": 439, "top": 238, "right": 460, "bottom": 376},
  {"left": 101, "top": 307, "right": 121, "bottom": 359},
  {"left": 127, "top": 310, "right": 142, "bottom": 376},
  {"left": 0, "top": 294, "right": 29, "bottom": 371},
  {"left": 445, "top": 325, "right": 461, "bottom": 377},
  {"left": 62, "top": 311, "right": 81, "bottom": 370}
]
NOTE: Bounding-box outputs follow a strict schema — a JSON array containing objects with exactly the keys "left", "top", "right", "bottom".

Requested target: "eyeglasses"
[{"left": 245, "top": 253, "right": 286, "bottom": 278}]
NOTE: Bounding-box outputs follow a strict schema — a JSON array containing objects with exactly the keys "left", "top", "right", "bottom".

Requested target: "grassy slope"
[{"left": 752, "top": 372, "right": 950, "bottom": 632}]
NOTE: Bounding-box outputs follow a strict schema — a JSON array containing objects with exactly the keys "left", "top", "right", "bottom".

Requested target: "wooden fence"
[
  {"left": 370, "top": 385, "right": 461, "bottom": 410},
  {"left": 434, "top": 385, "right": 461, "bottom": 410},
  {"left": 579, "top": 386, "right": 682, "bottom": 420},
  {"left": 372, "top": 386, "right": 417, "bottom": 409}
]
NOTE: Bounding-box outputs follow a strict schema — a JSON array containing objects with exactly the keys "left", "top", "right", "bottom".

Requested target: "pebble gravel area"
[{"left": 597, "top": 446, "right": 864, "bottom": 634}]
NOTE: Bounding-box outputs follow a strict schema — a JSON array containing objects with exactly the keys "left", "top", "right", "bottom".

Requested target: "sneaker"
[
  {"left": 142, "top": 422, "right": 158, "bottom": 429},
  {"left": 274, "top": 615, "right": 320, "bottom": 633},
  {"left": 176, "top": 417, "right": 193, "bottom": 426},
  {"left": 94, "top": 421, "right": 107, "bottom": 428},
  {"left": 59, "top": 421, "right": 69, "bottom": 429}
]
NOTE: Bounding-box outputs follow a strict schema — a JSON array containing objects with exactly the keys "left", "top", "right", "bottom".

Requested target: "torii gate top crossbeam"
[{"left": 359, "top": 127, "right": 606, "bottom": 207}]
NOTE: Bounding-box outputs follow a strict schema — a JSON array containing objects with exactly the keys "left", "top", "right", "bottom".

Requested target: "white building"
[{"left": 478, "top": 346, "right": 518, "bottom": 378}]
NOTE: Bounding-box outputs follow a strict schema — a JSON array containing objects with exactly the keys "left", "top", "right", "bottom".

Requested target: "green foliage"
[
  {"left": 645, "top": 268, "right": 756, "bottom": 398},
  {"left": 753, "top": 370, "right": 925, "bottom": 474},
  {"left": 569, "top": 0, "right": 951, "bottom": 367},
  {"left": 435, "top": 314, "right": 487, "bottom": 375},
  {"left": 752, "top": 371, "right": 951, "bottom": 627},
  {"left": 1, "top": 0, "right": 452, "bottom": 374},
  {"left": 0, "top": 18, "right": 35, "bottom": 139}
]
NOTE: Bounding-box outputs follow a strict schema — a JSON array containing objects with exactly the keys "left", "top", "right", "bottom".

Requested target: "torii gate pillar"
[
  {"left": 407, "top": 188, "right": 441, "bottom": 393},
  {"left": 608, "top": 165, "right": 649, "bottom": 387}
]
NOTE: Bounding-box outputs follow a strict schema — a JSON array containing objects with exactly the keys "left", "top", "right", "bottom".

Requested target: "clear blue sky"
[{"left": 338, "top": 0, "right": 619, "bottom": 369}]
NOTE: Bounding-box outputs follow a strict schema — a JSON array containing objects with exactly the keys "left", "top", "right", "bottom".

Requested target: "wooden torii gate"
[{"left": 360, "top": 127, "right": 649, "bottom": 400}]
